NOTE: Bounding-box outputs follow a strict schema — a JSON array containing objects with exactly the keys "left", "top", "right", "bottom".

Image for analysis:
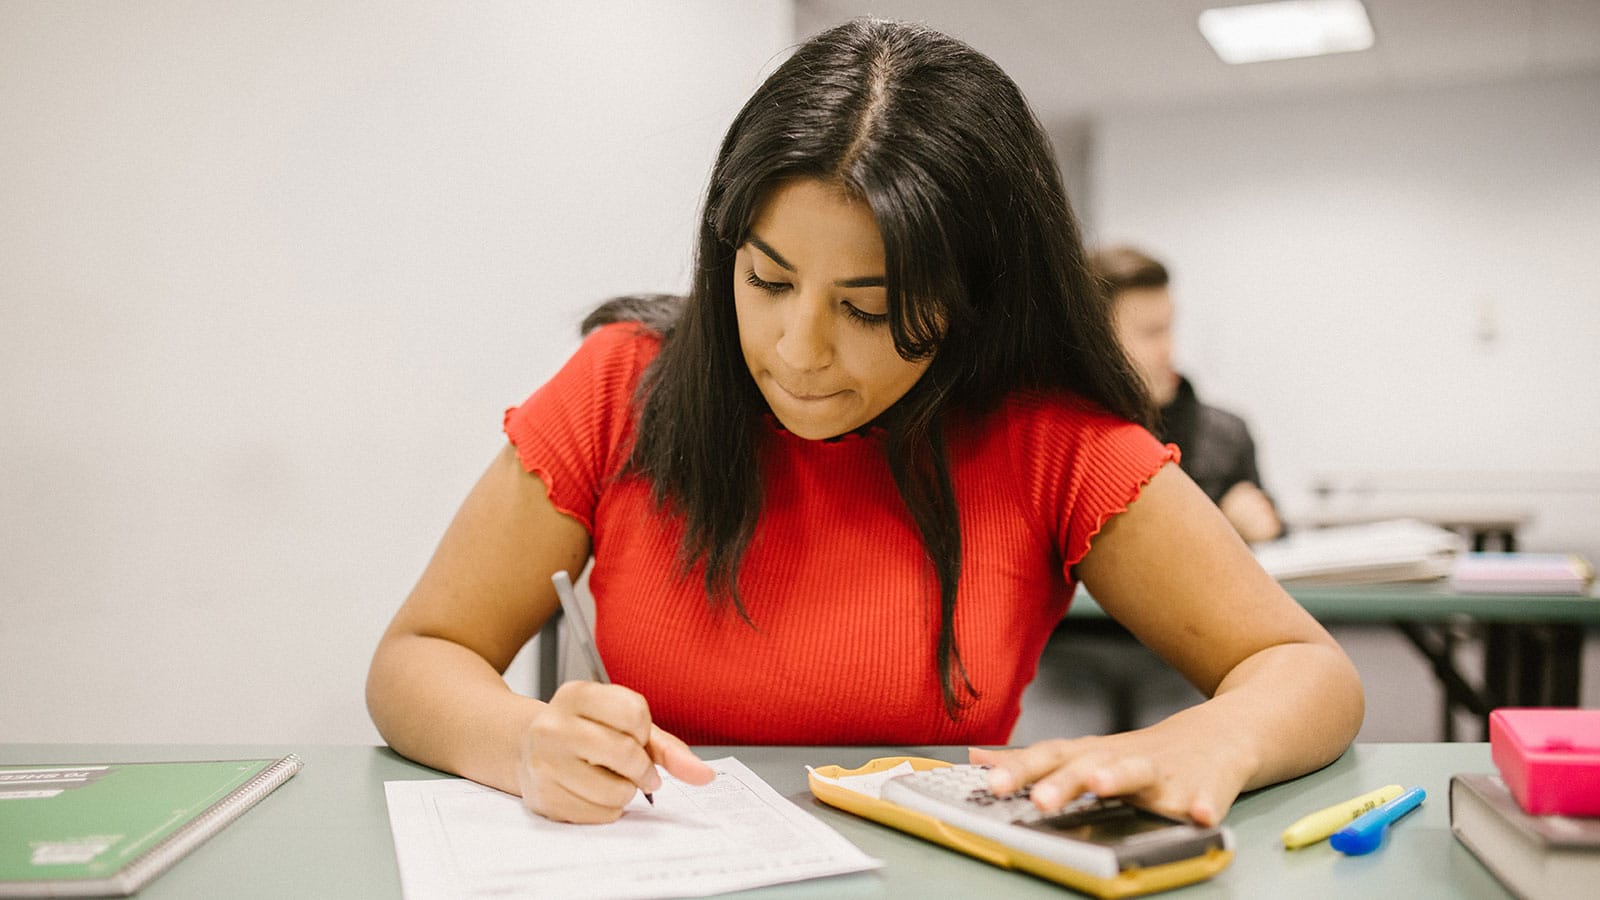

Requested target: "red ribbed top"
[{"left": 505, "top": 323, "right": 1176, "bottom": 745}]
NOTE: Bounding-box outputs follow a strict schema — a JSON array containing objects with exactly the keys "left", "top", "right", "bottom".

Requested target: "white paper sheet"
[
  {"left": 384, "top": 757, "right": 881, "bottom": 900},
  {"left": 803, "top": 761, "right": 916, "bottom": 799}
]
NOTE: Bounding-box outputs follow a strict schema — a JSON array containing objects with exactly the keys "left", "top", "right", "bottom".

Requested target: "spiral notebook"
[{"left": 0, "top": 755, "right": 302, "bottom": 897}]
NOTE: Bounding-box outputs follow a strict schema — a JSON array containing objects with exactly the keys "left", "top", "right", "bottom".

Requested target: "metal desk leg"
[
  {"left": 1483, "top": 622, "right": 1584, "bottom": 712},
  {"left": 1396, "top": 622, "right": 1497, "bottom": 741}
]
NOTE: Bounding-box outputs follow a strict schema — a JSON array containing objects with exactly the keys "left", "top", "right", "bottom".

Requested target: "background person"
[{"left": 1092, "top": 244, "right": 1285, "bottom": 543}]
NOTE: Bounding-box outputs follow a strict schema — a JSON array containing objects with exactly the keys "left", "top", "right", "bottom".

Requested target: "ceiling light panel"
[{"left": 1199, "top": 0, "right": 1376, "bottom": 65}]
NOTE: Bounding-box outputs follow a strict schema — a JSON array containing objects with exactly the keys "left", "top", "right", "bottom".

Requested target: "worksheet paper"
[{"left": 384, "top": 757, "right": 881, "bottom": 899}]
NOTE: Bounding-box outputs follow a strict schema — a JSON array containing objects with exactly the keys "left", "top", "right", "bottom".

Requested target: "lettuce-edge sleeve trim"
[
  {"left": 500, "top": 323, "right": 659, "bottom": 537},
  {"left": 503, "top": 406, "right": 596, "bottom": 535},
  {"left": 1067, "top": 442, "right": 1180, "bottom": 570}
]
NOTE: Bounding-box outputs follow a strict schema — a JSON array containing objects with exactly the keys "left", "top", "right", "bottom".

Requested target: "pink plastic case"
[{"left": 1489, "top": 708, "right": 1600, "bottom": 817}]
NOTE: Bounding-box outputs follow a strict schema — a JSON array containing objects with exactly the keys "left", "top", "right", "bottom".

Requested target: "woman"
[{"left": 367, "top": 18, "right": 1363, "bottom": 826}]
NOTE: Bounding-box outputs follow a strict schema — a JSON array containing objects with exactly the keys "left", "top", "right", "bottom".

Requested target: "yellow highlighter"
[{"left": 1281, "top": 785, "right": 1405, "bottom": 849}]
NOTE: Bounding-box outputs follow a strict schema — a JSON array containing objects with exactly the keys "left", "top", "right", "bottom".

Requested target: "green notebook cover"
[{"left": 0, "top": 755, "right": 301, "bottom": 897}]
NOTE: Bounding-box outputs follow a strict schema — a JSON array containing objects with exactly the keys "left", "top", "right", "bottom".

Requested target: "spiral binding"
[{"left": 99, "top": 754, "right": 304, "bottom": 897}]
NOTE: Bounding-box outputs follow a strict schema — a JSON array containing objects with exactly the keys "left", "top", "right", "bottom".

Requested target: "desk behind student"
[
  {"left": 0, "top": 742, "right": 1515, "bottom": 898},
  {"left": 1061, "top": 581, "right": 1600, "bottom": 741}
]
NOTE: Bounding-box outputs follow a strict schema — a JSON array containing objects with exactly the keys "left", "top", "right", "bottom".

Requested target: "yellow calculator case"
[{"left": 808, "top": 756, "right": 1233, "bottom": 898}]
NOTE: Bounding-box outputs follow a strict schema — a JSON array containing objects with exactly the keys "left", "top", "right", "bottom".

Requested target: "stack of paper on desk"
[
  {"left": 384, "top": 757, "right": 879, "bottom": 900},
  {"left": 1449, "top": 553, "right": 1596, "bottom": 595},
  {"left": 1251, "top": 518, "right": 1466, "bottom": 585}
]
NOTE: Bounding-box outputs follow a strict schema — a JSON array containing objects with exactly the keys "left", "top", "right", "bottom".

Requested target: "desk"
[
  {"left": 1067, "top": 583, "right": 1600, "bottom": 740},
  {"left": 0, "top": 743, "right": 1515, "bottom": 898}
]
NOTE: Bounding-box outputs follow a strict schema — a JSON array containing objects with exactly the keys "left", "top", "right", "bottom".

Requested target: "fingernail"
[
  {"left": 1033, "top": 783, "right": 1063, "bottom": 809},
  {"left": 987, "top": 769, "right": 1015, "bottom": 793}
]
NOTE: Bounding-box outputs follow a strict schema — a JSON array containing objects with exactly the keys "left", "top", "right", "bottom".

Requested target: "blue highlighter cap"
[{"left": 1329, "top": 786, "right": 1426, "bottom": 855}]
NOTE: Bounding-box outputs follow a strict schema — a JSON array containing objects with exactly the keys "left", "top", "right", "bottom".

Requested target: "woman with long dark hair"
[{"left": 368, "top": 18, "right": 1362, "bottom": 827}]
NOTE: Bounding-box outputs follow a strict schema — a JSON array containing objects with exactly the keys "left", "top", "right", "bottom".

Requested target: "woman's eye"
[
  {"left": 744, "top": 271, "right": 789, "bottom": 294},
  {"left": 844, "top": 303, "right": 890, "bottom": 326}
]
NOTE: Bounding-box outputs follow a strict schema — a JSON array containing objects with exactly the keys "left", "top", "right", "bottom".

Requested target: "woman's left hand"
[
  {"left": 969, "top": 714, "right": 1258, "bottom": 827},
  {"left": 1018, "top": 464, "right": 1362, "bottom": 826}
]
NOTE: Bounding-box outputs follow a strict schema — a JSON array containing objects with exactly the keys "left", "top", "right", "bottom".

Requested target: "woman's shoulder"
[
  {"left": 505, "top": 321, "right": 663, "bottom": 445},
  {"left": 987, "top": 386, "right": 1139, "bottom": 436},
  {"left": 574, "top": 320, "right": 664, "bottom": 370},
  {"left": 959, "top": 387, "right": 1169, "bottom": 479},
  {"left": 540, "top": 320, "right": 664, "bottom": 406},
  {"left": 501, "top": 321, "right": 666, "bottom": 522}
]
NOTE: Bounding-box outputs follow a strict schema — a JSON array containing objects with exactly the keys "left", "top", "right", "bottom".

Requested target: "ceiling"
[{"left": 794, "top": 0, "right": 1600, "bottom": 125}]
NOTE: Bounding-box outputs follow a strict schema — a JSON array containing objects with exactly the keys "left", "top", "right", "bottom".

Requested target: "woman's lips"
[{"left": 777, "top": 381, "right": 844, "bottom": 402}]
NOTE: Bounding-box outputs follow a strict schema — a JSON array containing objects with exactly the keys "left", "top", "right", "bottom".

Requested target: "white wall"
[
  {"left": 0, "top": 0, "right": 795, "bottom": 744},
  {"left": 1085, "top": 72, "right": 1600, "bottom": 562},
  {"left": 5, "top": 4, "right": 1597, "bottom": 750}
]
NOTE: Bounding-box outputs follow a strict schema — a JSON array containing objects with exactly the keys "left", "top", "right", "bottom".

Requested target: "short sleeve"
[
  {"left": 502, "top": 323, "right": 660, "bottom": 532},
  {"left": 1059, "top": 426, "right": 1180, "bottom": 569},
  {"left": 1007, "top": 392, "right": 1179, "bottom": 573}
]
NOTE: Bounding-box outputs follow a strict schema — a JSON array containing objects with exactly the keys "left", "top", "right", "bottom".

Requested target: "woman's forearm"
[
  {"left": 366, "top": 631, "right": 545, "bottom": 794},
  {"left": 1177, "top": 639, "right": 1365, "bottom": 791}
]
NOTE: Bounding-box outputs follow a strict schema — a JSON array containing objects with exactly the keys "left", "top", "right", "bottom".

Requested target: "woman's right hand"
[{"left": 517, "top": 681, "right": 715, "bottom": 823}]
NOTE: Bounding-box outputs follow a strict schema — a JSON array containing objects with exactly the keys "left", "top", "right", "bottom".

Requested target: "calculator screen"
[{"left": 1024, "top": 802, "right": 1179, "bottom": 844}]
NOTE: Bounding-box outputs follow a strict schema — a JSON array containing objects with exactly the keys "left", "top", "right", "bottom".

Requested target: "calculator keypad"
[
  {"left": 877, "top": 763, "right": 1229, "bottom": 879},
  {"left": 885, "top": 764, "right": 1105, "bottom": 825}
]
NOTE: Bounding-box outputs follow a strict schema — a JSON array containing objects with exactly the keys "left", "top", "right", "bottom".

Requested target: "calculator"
[{"left": 879, "top": 764, "right": 1232, "bottom": 880}]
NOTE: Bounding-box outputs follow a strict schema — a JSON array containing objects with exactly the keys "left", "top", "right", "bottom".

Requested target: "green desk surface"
[
  {"left": 1069, "top": 581, "right": 1600, "bottom": 623},
  {"left": 0, "top": 742, "right": 1514, "bottom": 899}
]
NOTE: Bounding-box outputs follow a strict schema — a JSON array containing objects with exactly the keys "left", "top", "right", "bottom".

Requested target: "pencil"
[{"left": 550, "top": 570, "right": 653, "bottom": 805}]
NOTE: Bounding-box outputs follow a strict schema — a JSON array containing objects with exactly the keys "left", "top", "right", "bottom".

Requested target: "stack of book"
[
  {"left": 1450, "top": 774, "right": 1599, "bottom": 899},
  {"left": 1448, "top": 552, "right": 1596, "bottom": 595},
  {"left": 1450, "top": 709, "right": 1600, "bottom": 899},
  {"left": 1250, "top": 518, "right": 1465, "bottom": 585}
]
